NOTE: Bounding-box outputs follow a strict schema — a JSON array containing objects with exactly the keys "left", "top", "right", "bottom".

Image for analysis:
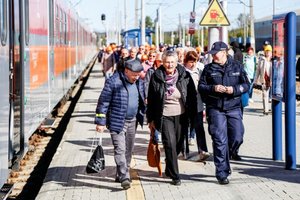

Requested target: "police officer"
[{"left": 198, "top": 41, "right": 250, "bottom": 185}]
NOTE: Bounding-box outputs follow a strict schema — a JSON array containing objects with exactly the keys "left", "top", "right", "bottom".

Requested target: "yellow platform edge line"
[{"left": 126, "top": 158, "right": 145, "bottom": 200}]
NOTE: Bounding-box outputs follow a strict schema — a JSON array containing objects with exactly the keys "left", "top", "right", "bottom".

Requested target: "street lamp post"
[
  {"left": 249, "top": 0, "right": 255, "bottom": 52},
  {"left": 238, "top": 0, "right": 255, "bottom": 51},
  {"left": 273, "top": 0, "right": 276, "bottom": 17},
  {"left": 101, "top": 14, "right": 108, "bottom": 46},
  {"left": 141, "top": 0, "right": 145, "bottom": 45}
]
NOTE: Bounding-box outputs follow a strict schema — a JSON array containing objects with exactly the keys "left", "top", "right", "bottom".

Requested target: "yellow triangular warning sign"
[{"left": 199, "top": 0, "right": 230, "bottom": 26}]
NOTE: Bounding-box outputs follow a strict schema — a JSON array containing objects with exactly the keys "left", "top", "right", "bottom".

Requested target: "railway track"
[{"left": 5, "top": 59, "right": 96, "bottom": 200}]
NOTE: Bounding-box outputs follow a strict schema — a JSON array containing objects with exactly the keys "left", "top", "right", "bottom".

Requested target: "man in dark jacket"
[
  {"left": 95, "top": 60, "right": 145, "bottom": 190},
  {"left": 199, "top": 41, "right": 250, "bottom": 185},
  {"left": 230, "top": 41, "right": 243, "bottom": 64}
]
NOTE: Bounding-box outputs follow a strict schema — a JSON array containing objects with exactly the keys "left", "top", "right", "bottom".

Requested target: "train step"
[{"left": 0, "top": 184, "right": 13, "bottom": 200}]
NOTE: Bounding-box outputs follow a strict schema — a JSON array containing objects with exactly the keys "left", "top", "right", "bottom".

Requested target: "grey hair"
[{"left": 162, "top": 50, "right": 178, "bottom": 62}]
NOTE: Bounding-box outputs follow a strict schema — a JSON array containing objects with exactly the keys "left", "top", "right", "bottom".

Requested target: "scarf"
[{"left": 165, "top": 69, "right": 178, "bottom": 97}]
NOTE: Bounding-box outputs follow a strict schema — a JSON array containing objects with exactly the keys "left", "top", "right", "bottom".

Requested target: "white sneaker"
[{"left": 188, "top": 138, "right": 195, "bottom": 146}]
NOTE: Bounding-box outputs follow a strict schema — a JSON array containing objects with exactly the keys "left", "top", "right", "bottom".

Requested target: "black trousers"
[
  {"left": 161, "top": 113, "right": 188, "bottom": 180},
  {"left": 193, "top": 111, "right": 208, "bottom": 153}
]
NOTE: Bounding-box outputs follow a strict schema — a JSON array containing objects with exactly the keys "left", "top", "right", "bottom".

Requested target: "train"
[
  {"left": 0, "top": 0, "right": 97, "bottom": 190},
  {"left": 254, "top": 9, "right": 300, "bottom": 54},
  {"left": 254, "top": 10, "right": 300, "bottom": 76}
]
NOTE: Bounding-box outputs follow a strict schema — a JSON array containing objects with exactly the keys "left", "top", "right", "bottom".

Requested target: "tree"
[{"left": 145, "top": 16, "right": 154, "bottom": 29}]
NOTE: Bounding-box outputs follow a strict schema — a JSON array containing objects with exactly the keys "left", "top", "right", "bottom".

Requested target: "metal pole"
[
  {"left": 201, "top": 27, "right": 204, "bottom": 48},
  {"left": 243, "top": 1, "right": 246, "bottom": 47},
  {"left": 272, "top": 100, "right": 282, "bottom": 160},
  {"left": 141, "top": 0, "right": 145, "bottom": 45},
  {"left": 273, "top": 0, "right": 275, "bottom": 17},
  {"left": 220, "top": 0, "right": 228, "bottom": 44},
  {"left": 124, "top": 0, "right": 127, "bottom": 30},
  {"left": 135, "top": 0, "right": 139, "bottom": 28},
  {"left": 159, "top": 6, "right": 162, "bottom": 44},
  {"left": 179, "top": 14, "right": 182, "bottom": 45},
  {"left": 284, "top": 12, "right": 297, "bottom": 170},
  {"left": 190, "top": 0, "right": 196, "bottom": 45},
  {"left": 103, "top": 21, "right": 108, "bottom": 46},
  {"left": 208, "top": 0, "right": 220, "bottom": 62},
  {"left": 155, "top": 19, "right": 159, "bottom": 50},
  {"left": 119, "top": 10, "right": 122, "bottom": 45},
  {"left": 249, "top": 0, "right": 255, "bottom": 52},
  {"left": 198, "top": 25, "right": 200, "bottom": 46}
]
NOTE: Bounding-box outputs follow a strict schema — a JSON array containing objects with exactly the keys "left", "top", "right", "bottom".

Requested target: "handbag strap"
[
  {"left": 89, "top": 131, "right": 102, "bottom": 157},
  {"left": 98, "top": 134, "right": 102, "bottom": 146}
]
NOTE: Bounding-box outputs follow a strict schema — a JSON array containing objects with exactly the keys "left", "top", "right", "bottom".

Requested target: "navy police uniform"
[{"left": 199, "top": 42, "right": 250, "bottom": 182}]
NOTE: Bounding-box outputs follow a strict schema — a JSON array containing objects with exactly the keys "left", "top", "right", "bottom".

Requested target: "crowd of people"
[{"left": 94, "top": 40, "right": 275, "bottom": 189}]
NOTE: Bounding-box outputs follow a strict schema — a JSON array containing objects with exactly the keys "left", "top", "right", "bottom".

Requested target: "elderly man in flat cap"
[{"left": 95, "top": 59, "right": 145, "bottom": 190}]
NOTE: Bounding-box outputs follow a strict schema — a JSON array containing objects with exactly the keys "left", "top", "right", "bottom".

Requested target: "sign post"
[
  {"left": 189, "top": 11, "right": 196, "bottom": 35},
  {"left": 199, "top": 0, "right": 230, "bottom": 61}
]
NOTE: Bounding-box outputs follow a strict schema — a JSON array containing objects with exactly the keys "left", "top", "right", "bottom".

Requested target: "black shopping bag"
[{"left": 86, "top": 135, "right": 105, "bottom": 173}]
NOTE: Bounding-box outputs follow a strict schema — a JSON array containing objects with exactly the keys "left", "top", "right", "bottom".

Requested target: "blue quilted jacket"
[{"left": 95, "top": 72, "right": 145, "bottom": 133}]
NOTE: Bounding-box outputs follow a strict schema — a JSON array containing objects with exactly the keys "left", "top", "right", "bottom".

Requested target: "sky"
[{"left": 72, "top": 0, "right": 300, "bottom": 33}]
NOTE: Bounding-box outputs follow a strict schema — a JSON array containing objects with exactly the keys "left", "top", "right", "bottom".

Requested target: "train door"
[
  {"left": 0, "top": 0, "right": 10, "bottom": 188},
  {"left": 9, "top": 0, "right": 29, "bottom": 164},
  {"left": 272, "top": 15, "right": 285, "bottom": 100}
]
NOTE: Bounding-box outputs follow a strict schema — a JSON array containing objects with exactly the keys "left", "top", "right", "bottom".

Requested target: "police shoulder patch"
[{"left": 239, "top": 85, "right": 244, "bottom": 93}]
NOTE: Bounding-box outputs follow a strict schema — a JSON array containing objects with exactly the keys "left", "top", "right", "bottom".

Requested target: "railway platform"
[{"left": 35, "top": 62, "right": 300, "bottom": 200}]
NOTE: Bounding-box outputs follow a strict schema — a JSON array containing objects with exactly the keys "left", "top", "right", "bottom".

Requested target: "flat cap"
[{"left": 125, "top": 60, "right": 144, "bottom": 72}]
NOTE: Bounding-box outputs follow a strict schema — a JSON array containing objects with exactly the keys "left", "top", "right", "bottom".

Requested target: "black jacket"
[
  {"left": 199, "top": 56, "right": 250, "bottom": 111},
  {"left": 146, "top": 64, "right": 197, "bottom": 132}
]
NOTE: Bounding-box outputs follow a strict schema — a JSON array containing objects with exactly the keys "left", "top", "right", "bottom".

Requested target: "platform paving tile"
[{"left": 36, "top": 63, "right": 300, "bottom": 200}]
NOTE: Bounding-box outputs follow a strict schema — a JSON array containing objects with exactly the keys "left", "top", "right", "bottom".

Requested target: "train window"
[
  {"left": 25, "top": 0, "right": 29, "bottom": 45},
  {"left": 64, "top": 12, "right": 67, "bottom": 45},
  {"left": 273, "top": 23, "right": 278, "bottom": 45},
  {"left": 55, "top": 5, "right": 60, "bottom": 44},
  {"left": 49, "top": 1, "right": 54, "bottom": 45},
  {"left": 0, "top": 0, "right": 7, "bottom": 46},
  {"left": 60, "top": 8, "right": 63, "bottom": 44}
]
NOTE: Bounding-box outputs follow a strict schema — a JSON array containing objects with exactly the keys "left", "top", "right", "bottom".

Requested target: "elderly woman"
[
  {"left": 253, "top": 45, "right": 273, "bottom": 115},
  {"left": 146, "top": 50, "right": 197, "bottom": 186}
]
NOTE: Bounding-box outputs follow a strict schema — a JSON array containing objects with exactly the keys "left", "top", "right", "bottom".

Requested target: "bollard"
[{"left": 284, "top": 12, "right": 297, "bottom": 170}]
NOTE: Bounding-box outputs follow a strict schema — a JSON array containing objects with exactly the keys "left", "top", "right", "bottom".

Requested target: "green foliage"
[{"left": 145, "top": 16, "right": 154, "bottom": 29}]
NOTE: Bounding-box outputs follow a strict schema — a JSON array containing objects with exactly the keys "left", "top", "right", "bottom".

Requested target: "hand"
[
  {"left": 214, "top": 85, "right": 227, "bottom": 93},
  {"left": 225, "top": 86, "right": 233, "bottom": 94},
  {"left": 96, "top": 125, "right": 105, "bottom": 133},
  {"left": 148, "top": 121, "right": 155, "bottom": 132}
]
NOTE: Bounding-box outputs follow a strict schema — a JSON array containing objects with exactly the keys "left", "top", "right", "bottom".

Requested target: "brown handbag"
[{"left": 147, "top": 129, "right": 162, "bottom": 177}]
